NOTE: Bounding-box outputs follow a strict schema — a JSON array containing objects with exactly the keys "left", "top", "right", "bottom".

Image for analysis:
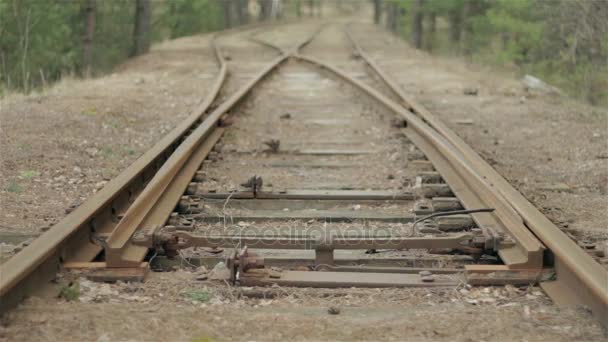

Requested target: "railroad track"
[{"left": 1, "top": 20, "right": 606, "bottom": 328}]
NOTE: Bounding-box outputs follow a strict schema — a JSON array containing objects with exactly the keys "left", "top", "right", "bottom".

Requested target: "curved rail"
[
  {"left": 248, "top": 30, "right": 287, "bottom": 55},
  {"left": 0, "top": 23, "right": 309, "bottom": 311},
  {"left": 293, "top": 51, "right": 543, "bottom": 258},
  {"left": 342, "top": 24, "right": 608, "bottom": 326},
  {"left": 248, "top": 22, "right": 327, "bottom": 56},
  {"left": 5, "top": 20, "right": 603, "bottom": 329},
  {"left": 0, "top": 33, "right": 229, "bottom": 312},
  {"left": 104, "top": 25, "right": 325, "bottom": 267}
]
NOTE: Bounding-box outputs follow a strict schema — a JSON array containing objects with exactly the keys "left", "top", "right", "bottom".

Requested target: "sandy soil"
[
  {"left": 0, "top": 25, "right": 282, "bottom": 255},
  {"left": 0, "top": 13, "right": 606, "bottom": 342},
  {"left": 1, "top": 271, "right": 604, "bottom": 341},
  {"left": 0, "top": 34, "right": 217, "bottom": 239}
]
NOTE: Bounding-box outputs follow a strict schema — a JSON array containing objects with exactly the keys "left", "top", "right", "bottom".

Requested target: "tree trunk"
[
  {"left": 583, "top": 0, "right": 606, "bottom": 104},
  {"left": 385, "top": 2, "right": 401, "bottom": 34},
  {"left": 501, "top": 32, "right": 510, "bottom": 50},
  {"left": 82, "top": 0, "right": 95, "bottom": 76},
  {"left": 385, "top": 2, "right": 393, "bottom": 31},
  {"left": 425, "top": 11, "right": 436, "bottom": 51},
  {"left": 373, "top": 0, "right": 382, "bottom": 24},
  {"left": 271, "top": 0, "right": 280, "bottom": 19},
  {"left": 462, "top": 0, "right": 477, "bottom": 58},
  {"left": 391, "top": 3, "right": 400, "bottom": 33},
  {"left": 259, "top": 0, "right": 272, "bottom": 21},
  {"left": 309, "top": 0, "right": 314, "bottom": 17},
  {"left": 411, "top": 0, "right": 424, "bottom": 49},
  {"left": 168, "top": 1, "right": 179, "bottom": 39},
  {"left": 296, "top": 0, "right": 302, "bottom": 17},
  {"left": 223, "top": 0, "right": 233, "bottom": 28},
  {"left": 448, "top": 7, "right": 462, "bottom": 44},
  {"left": 233, "top": 0, "right": 241, "bottom": 26},
  {"left": 238, "top": 0, "right": 249, "bottom": 24},
  {"left": 131, "top": 0, "right": 151, "bottom": 57}
]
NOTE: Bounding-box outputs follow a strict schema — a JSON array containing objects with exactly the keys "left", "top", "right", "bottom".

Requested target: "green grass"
[
  {"left": 81, "top": 107, "right": 98, "bottom": 116},
  {"left": 101, "top": 146, "right": 114, "bottom": 158},
  {"left": 222, "top": 130, "right": 237, "bottom": 143},
  {"left": 123, "top": 148, "right": 136, "bottom": 156},
  {"left": 183, "top": 290, "right": 211, "bottom": 303},
  {"left": 19, "top": 170, "right": 40, "bottom": 179},
  {"left": 192, "top": 337, "right": 215, "bottom": 342},
  {"left": 5, "top": 182, "right": 23, "bottom": 193},
  {"left": 59, "top": 282, "right": 80, "bottom": 301}
]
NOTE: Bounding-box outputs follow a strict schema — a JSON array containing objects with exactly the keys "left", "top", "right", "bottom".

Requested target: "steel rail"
[
  {"left": 0, "top": 22, "right": 324, "bottom": 311},
  {"left": 294, "top": 52, "right": 543, "bottom": 264},
  {"left": 103, "top": 25, "right": 326, "bottom": 267},
  {"left": 0, "top": 31, "right": 232, "bottom": 312},
  {"left": 238, "top": 24, "right": 542, "bottom": 270},
  {"left": 248, "top": 22, "right": 327, "bottom": 56},
  {"left": 248, "top": 30, "right": 287, "bottom": 55},
  {"left": 0, "top": 20, "right": 328, "bottom": 312},
  {"left": 344, "top": 25, "right": 608, "bottom": 326}
]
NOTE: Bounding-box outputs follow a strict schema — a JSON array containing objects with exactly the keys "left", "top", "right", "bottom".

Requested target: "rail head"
[
  {"left": 90, "top": 24, "right": 328, "bottom": 267},
  {"left": 294, "top": 52, "right": 543, "bottom": 260},
  {"left": 0, "top": 30, "right": 229, "bottom": 303},
  {"left": 342, "top": 24, "right": 608, "bottom": 327},
  {"left": 0, "top": 22, "right": 327, "bottom": 306}
]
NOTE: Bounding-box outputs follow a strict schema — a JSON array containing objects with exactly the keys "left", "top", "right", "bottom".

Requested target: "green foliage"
[
  {"left": 100, "top": 146, "right": 114, "bottom": 158},
  {"left": 191, "top": 337, "right": 216, "bottom": 342},
  {"left": 5, "top": 182, "right": 23, "bottom": 193},
  {"left": 486, "top": 0, "right": 543, "bottom": 65},
  {"left": 59, "top": 281, "right": 80, "bottom": 301},
  {"left": 91, "top": 1, "right": 134, "bottom": 72},
  {"left": 0, "top": 0, "right": 81, "bottom": 92},
  {"left": 81, "top": 107, "right": 98, "bottom": 116},
  {"left": 184, "top": 290, "right": 211, "bottom": 302},
  {"left": 157, "top": 0, "right": 223, "bottom": 40},
  {"left": 123, "top": 148, "right": 136, "bottom": 156},
  {"left": 19, "top": 170, "right": 40, "bottom": 179},
  {"left": 392, "top": 0, "right": 608, "bottom": 106},
  {"left": 0, "top": 0, "right": 226, "bottom": 94}
]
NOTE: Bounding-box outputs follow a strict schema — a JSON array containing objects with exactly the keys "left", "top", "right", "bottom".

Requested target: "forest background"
[{"left": 1, "top": 0, "right": 606, "bottom": 106}]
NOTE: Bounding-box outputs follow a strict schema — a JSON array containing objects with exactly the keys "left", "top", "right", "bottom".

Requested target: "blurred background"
[{"left": 0, "top": 0, "right": 606, "bottom": 105}]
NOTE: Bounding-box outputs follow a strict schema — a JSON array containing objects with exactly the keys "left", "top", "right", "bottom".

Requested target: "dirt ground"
[
  {"left": 0, "top": 26, "right": 279, "bottom": 251},
  {"left": 1, "top": 270, "right": 604, "bottom": 341},
  {"left": 0, "top": 13, "right": 606, "bottom": 342},
  {"left": 0, "top": 34, "right": 217, "bottom": 239}
]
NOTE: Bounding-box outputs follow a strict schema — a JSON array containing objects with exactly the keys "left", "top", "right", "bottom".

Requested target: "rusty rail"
[
  {"left": 343, "top": 24, "right": 608, "bottom": 327},
  {"left": 0, "top": 35, "right": 228, "bottom": 312},
  {"left": 248, "top": 22, "right": 327, "bottom": 56},
  {"left": 0, "top": 21, "right": 324, "bottom": 312},
  {"left": 3, "top": 19, "right": 605, "bottom": 329},
  {"left": 102, "top": 25, "right": 325, "bottom": 268},
  {"left": 294, "top": 53, "right": 544, "bottom": 262},
  {"left": 0, "top": 22, "right": 278, "bottom": 311}
]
